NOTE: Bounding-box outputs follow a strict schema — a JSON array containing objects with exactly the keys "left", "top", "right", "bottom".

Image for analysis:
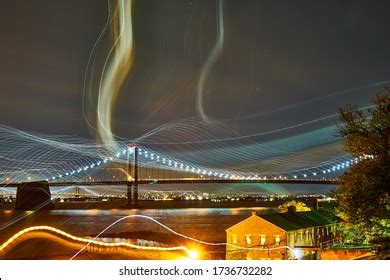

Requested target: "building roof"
[
  {"left": 225, "top": 211, "right": 284, "bottom": 232},
  {"left": 259, "top": 211, "right": 342, "bottom": 231}
]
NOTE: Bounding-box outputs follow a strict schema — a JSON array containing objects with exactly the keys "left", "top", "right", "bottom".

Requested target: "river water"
[{"left": 0, "top": 207, "right": 279, "bottom": 244}]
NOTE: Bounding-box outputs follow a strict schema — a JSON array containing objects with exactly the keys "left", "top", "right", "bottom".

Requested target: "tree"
[
  {"left": 278, "top": 200, "right": 310, "bottom": 212},
  {"left": 335, "top": 85, "right": 390, "bottom": 254}
]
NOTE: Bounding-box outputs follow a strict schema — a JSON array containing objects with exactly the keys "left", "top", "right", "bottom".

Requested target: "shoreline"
[{"left": 0, "top": 197, "right": 333, "bottom": 210}]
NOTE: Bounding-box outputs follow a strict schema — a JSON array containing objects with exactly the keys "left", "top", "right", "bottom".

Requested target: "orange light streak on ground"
[{"left": 0, "top": 225, "right": 197, "bottom": 259}]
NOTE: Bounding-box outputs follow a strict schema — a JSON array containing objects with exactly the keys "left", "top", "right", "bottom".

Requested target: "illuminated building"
[{"left": 226, "top": 209, "right": 341, "bottom": 260}]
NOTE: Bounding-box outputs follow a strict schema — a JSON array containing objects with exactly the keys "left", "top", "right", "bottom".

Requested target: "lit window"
[
  {"left": 274, "top": 235, "right": 281, "bottom": 245},
  {"left": 260, "top": 235, "right": 266, "bottom": 245},
  {"left": 231, "top": 234, "right": 238, "bottom": 245},
  {"left": 245, "top": 234, "right": 252, "bottom": 246}
]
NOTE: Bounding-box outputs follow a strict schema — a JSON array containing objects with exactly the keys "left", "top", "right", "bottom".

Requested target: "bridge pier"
[
  {"left": 124, "top": 145, "right": 141, "bottom": 208},
  {"left": 126, "top": 182, "right": 138, "bottom": 208},
  {"left": 14, "top": 181, "right": 53, "bottom": 210}
]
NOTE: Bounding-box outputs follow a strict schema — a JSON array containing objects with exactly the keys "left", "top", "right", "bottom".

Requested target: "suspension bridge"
[{"left": 0, "top": 145, "right": 358, "bottom": 210}]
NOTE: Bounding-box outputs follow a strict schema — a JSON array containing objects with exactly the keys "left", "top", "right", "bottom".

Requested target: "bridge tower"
[{"left": 125, "top": 145, "right": 139, "bottom": 208}]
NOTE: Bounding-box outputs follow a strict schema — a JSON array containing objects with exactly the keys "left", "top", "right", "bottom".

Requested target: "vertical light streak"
[
  {"left": 82, "top": 0, "right": 113, "bottom": 137},
  {"left": 196, "top": 0, "right": 224, "bottom": 123},
  {"left": 97, "top": 0, "right": 135, "bottom": 150}
]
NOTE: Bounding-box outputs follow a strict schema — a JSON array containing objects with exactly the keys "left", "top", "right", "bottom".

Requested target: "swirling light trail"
[
  {"left": 0, "top": 216, "right": 296, "bottom": 260},
  {"left": 97, "top": 0, "right": 134, "bottom": 150},
  {"left": 0, "top": 225, "right": 197, "bottom": 259},
  {"left": 196, "top": 0, "right": 224, "bottom": 123},
  {"left": 71, "top": 214, "right": 296, "bottom": 260}
]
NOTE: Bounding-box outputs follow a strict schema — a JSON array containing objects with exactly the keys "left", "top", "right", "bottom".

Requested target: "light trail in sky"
[
  {"left": 0, "top": 1, "right": 386, "bottom": 184},
  {"left": 0, "top": 2, "right": 387, "bottom": 263},
  {"left": 0, "top": 123, "right": 358, "bottom": 185},
  {"left": 96, "top": 0, "right": 134, "bottom": 150},
  {"left": 82, "top": 0, "right": 114, "bottom": 139},
  {"left": 196, "top": 0, "right": 224, "bottom": 123},
  {"left": 1, "top": 0, "right": 384, "bottom": 190},
  {"left": 136, "top": 104, "right": 376, "bottom": 145}
]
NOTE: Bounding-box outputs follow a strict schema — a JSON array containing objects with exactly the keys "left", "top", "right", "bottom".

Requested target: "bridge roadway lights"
[{"left": 14, "top": 181, "right": 54, "bottom": 210}]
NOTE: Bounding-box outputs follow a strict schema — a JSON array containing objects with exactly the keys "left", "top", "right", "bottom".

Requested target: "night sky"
[{"left": 1, "top": 0, "right": 389, "bottom": 142}]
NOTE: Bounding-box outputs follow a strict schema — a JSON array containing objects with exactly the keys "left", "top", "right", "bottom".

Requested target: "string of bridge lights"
[
  {"left": 0, "top": 123, "right": 375, "bottom": 185},
  {"left": 45, "top": 144, "right": 374, "bottom": 183}
]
